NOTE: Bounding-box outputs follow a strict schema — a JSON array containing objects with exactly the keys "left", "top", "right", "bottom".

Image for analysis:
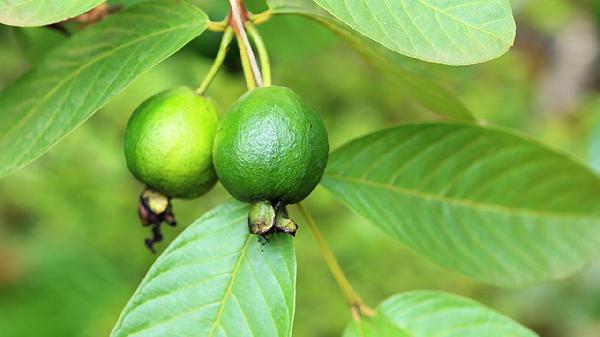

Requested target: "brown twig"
[
  {"left": 46, "top": 23, "right": 71, "bottom": 36},
  {"left": 43, "top": 3, "right": 121, "bottom": 35},
  {"left": 70, "top": 3, "right": 114, "bottom": 27}
]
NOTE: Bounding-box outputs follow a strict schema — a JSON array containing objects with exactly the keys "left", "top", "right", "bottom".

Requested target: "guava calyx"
[
  {"left": 138, "top": 188, "right": 176, "bottom": 253},
  {"left": 248, "top": 200, "right": 276, "bottom": 235},
  {"left": 274, "top": 207, "right": 298, "bottom": 237},
  {"left": 248, "top": 200, "right": 298, "bottom": 238}
]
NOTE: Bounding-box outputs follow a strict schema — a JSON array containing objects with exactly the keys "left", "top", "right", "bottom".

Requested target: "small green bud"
[{"left": 248, "top": 200, "right": 275, "bottom": 235}]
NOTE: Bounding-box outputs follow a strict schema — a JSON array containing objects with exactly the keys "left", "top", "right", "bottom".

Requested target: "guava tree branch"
[{"left": 228, "top": 0, "right": 263, "bottom": 87}]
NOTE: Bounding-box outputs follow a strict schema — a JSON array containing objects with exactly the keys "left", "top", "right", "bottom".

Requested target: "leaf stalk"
[
  {"left": 249, "top": 9, "right": 273, "bottom": 25},
  {"left": 297, "top": 202, "right": 375, "bottom": 321},
  {"left": 207, "top": 20, "right": 228, "bottom": 32}
]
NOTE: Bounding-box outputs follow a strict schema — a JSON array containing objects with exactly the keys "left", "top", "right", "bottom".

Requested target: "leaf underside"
[
  {"left": 267, "top": 0, "right": 474, "bottom": 121},
  {"left": 312, "top": 0, "right": 516, "bottom": 65},
  {"left": 323, "top": 123, "right": 600, "bottom": 286},
  {"left": 0, "top": 0, "right": 105, "bottom": 26}
]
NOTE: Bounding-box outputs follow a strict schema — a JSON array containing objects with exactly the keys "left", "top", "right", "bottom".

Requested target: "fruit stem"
[
  {"left": 196, "top": 27, "right": 234, "bottom": 95},
  {"left": 238, "top": 35, "right": 256, "bottom": 90},
  {"left": 228, "top": 0, "right": 263, "bottom": 88},
  {"left": 245, "top": 22, "right": 271, "bottom": 86},
  {"left": 297, "top": 202, "right": 375, "bottom": 321}
]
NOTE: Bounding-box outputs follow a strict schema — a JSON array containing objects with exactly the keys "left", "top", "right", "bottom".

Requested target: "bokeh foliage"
[{"left": 1, "top": 0, "right": 600, "bottom": 336}]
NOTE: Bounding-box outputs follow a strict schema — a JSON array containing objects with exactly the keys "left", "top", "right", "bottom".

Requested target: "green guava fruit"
[
  {"left": 124, "top": 87, "right": 219, "bottom": 199},
  {"left": 213, "top": 86, "right": 329, "bottom": 204}
]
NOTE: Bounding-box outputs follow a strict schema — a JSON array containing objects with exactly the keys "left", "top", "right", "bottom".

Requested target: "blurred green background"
[{"left": 2, "top": 0, "right": 600, "bottom": 336}]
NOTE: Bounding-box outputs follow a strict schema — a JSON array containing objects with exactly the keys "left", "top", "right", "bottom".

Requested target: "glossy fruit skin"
[
  {"left": 124, "top": 87, "right": 219, "bottom": 199},
  {"left": 213, "top": 86, "right": 329, "bottom": 204}
]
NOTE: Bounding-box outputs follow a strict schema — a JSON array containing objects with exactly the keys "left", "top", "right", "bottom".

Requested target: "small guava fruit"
[
  {"left": 124, "top": 86, "right": 219, "bottom": 199},
  {"left": 124, "top": 87, "right": 219, "bottom": 252},
  {"left": 213, "top": 86, "right": 329, "bottom": 205}
]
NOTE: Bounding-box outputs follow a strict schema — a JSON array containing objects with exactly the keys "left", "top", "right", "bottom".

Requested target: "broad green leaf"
[
  {"left": 311, "top": 0, "right": 516, "bottom": 65},
  {"left": 344, "top": 291, "right": 537, "bottom": 337},
  {"left": 0, "top": 0, "right": 105, "bottom": 26},
  {"left": 268, "top": 0, "right": 474, "bottom": 121},
  {"left": 12, "top": 27, "right": 68, "bottom": 63},
  {"left": 0, "top": 0, "right": 208, "bottom": 179},
  {"left": 323, "top": 123, "right": 600, "bottom": 286},
  {"left": 110, "top": 200, "right": 296, "bottom": 337},
  {"left": 344, "top": 314, "right": 410, "bottom": 337}
]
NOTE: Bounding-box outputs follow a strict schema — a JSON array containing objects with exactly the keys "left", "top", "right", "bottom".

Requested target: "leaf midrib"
[
  {"left": 414, "top": 0, "right": 511, "bottom": 44},
  {"left": 315, "top": 0, "right": 511, "bottom": 44},
  {"left": 324, "top": 174, "right": 598, "bottom": 220},
  {"left": 207, "top": 235, "right": 253, "bottom": 337}
]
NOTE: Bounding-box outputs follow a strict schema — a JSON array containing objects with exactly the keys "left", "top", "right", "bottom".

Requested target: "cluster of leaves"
[{"left": 1, "top": 0, "right": 598, "bottom": 337}]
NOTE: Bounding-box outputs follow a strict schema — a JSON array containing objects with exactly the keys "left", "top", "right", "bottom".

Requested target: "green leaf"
[
  {"left": 12, "top": 27, "right": 68, "bottom": 63},
  {"left": 344, "top": 314, "right": 410, "bottom": 337},
  {"left": 0, "top": 0, "right": 208, "bottom": 179},
  {"left": 268, "top": 0, "right": 323, "bottom": 16},
  {"left": 323, "top": 122, "right": 600, "bottom": 286},
  {"left": 344, "top": 291, "right": 537, "bottom": 337},
  {"left": 0, "top": 0, "right": 105, "bottom": 26},
  {"left": 110, "top": 200, "right": 296, "bottom": 337},
  {"left": 311, "top": 0, "right": 516, "bottom": 65},
  {"left": 268, "top": 0, "right": 474, "bottom": 121}
]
